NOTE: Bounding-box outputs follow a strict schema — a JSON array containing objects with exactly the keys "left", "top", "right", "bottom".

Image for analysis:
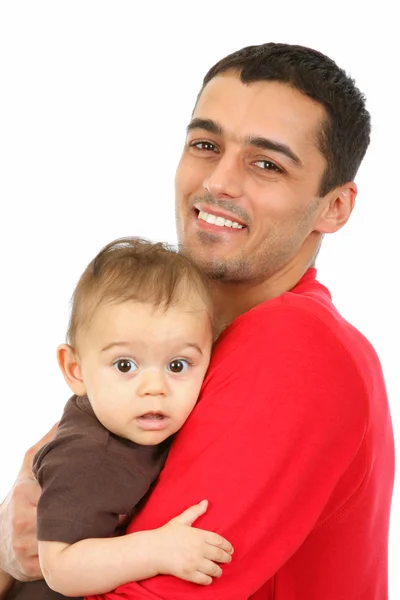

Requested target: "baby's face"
[{"left": 75, "top": 293, "right": 213, "bottom": 445}]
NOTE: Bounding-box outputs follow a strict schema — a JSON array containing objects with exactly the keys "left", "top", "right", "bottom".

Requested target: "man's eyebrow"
[
  {"left": 186, "top": 119, "right": 302, "bottom": 167},
  {"left": 186, "top": 118, "right": 222, "bottom": 136},
  {"left": 245, "top": 136, "right": 302, "bottom": 167}
]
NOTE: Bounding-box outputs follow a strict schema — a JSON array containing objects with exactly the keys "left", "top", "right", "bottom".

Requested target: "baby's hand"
[{"left": 154, "top": 500, "right": 234, "bottom": 585}]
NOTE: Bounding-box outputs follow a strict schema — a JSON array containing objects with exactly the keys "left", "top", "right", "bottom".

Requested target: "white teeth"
[{"left": 197, "top": 210, "right": 244, "bottom": 229}]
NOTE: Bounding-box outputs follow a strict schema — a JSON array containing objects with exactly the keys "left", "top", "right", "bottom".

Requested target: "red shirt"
[{"left": 89, "top": 269, "right": 394, "bottom": 599}]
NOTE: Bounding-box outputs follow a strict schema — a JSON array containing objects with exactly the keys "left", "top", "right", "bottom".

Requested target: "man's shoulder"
[
  {"left": 222, "top": 282, "right": 343, "bottom": 344},
  {"left": 215, "top": 278, "right": 379, "bottom": 384}
]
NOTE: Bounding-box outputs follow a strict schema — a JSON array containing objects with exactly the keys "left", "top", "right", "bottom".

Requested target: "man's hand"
[
  {"left": 0, "top": 423, "right": 58, "bottom": 581},
  {"left": 154, "top": 500, "right": 234, "bottom": 585}
]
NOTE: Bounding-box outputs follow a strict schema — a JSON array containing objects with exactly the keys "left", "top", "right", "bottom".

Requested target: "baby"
[{"left": 10, "top": 237, "right": 233, "bottom": 599}]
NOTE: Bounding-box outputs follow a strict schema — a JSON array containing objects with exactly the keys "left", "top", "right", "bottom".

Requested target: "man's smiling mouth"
[{"left": 196, "top": 210, "right": 245, "bottom": 229}]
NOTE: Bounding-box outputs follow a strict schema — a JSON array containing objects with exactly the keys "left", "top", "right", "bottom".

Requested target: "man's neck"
[{"left": 210, "top": 260, "right": 314, "bottom": 335}]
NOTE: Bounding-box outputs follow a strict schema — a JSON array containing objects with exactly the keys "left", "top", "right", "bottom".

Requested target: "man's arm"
[
  {"left": 88, "top": 306, "right": 368, "bottom": 599},
  {"left": 0, "top": 424, "right": 58, "bottom": 581}
]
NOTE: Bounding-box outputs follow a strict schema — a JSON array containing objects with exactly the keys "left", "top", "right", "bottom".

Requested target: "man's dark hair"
[{"left": 202, "top": 43, "right": 371, "bottom": 196}]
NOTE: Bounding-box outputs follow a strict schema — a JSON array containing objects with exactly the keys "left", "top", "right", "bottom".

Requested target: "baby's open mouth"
[
  {"left": 135, "top": 412, "right": 170, "bottom": 430},
  {"left": 138, "top": 413, "right": 166, "bottom": 420}
]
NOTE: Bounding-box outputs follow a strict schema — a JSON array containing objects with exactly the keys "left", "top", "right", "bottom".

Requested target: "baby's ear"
[{"left": 57, "top": 344, "right": 86, "bottom": 396}]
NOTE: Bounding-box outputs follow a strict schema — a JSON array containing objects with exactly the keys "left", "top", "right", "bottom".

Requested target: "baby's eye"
[
  {"left": 113, "top": 359, "right": 137, "bottom": 373},
  {"left": 168, "top": 359, "right": 190, "bottom": 374}
]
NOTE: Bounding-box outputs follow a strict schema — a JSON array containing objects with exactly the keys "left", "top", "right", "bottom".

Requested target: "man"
[{"left": 0, "top": 42, "right": 394, "bottom": 599}]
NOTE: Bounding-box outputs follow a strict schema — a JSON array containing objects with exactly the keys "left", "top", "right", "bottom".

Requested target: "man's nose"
[
  {"left": 137, "top": 369, "right": 168, "bottom": 397},
  {"left": 203, "top": 152, "right": 243, "bottom": 199}
]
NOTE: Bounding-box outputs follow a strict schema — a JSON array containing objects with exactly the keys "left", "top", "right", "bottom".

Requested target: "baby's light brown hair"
[{"left": 67, "top": 237, "right": 213, "bottom": 349}]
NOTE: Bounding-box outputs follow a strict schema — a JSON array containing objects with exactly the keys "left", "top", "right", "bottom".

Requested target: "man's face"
[{"left": 175, "top": 73, "right": 329, "bottom": 282}]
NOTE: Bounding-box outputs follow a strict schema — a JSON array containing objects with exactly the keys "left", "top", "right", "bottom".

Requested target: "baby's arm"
[{"left": 39, "top": 500, "right": 233, "bottom": 596}]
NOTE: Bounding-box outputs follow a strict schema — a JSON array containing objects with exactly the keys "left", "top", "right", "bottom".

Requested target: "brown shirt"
[{"left": 8, "top": 395, "right": 171, "bottom": 600}]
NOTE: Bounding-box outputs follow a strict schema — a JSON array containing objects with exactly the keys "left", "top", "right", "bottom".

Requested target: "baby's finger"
[
  {"left": 197, "top": 558, "right": 223, "bottom": 579},
  {"left": 184, "top": 571, "right": 213, "bottom": 586},
  {"left": 205, "top": 531, "right": 234, "bottom": 554},
  {"left": 173, "top": 500, "right": 208, "bottom": 527},
  {"left": 204, "top": 544, "right": 233, "bottom": 564}
]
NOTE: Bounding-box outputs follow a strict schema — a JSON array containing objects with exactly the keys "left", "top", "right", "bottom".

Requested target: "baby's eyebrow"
[
  {"left": 181, "top": 343, "right": 203, "bottom": 355},
  {"left": 100, "top": 341, "right": 132, "bottom": 352},
  {"left": 100, "top": 341, "right": 204, "bottom": 354}
]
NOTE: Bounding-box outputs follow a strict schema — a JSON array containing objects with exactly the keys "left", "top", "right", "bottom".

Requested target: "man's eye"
[
  {"left": 190, "top": 141, "right": 218, "bottom": 152},
  {"left": 254, "top": 160, "right": 283, "bottom": 172},
  {"left": 113, "top": 359, "right": 137, "bottom": 373},
  {"left": 168, "top": 359, "right": 190, "bottom": 374}
]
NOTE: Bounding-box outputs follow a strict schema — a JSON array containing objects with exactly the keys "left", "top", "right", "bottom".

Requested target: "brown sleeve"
[{"left": 34, "top": 440, "right": 152, "bottom": 544}]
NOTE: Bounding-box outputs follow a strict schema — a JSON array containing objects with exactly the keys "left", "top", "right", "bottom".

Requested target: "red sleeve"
[{"left": 87, "top": 305, "right": 368, "bottom": 600}]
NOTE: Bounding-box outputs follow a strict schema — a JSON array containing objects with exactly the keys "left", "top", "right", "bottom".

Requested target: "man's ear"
[
  {"left": 57, "top": 344, "right": 86, "bottom": 396},
  {"left": 315, "top": 182, "right": 357, "bottom": 234}
]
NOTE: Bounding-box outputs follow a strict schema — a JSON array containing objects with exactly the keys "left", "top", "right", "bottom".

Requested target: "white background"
[{"left": 0, "top": 1, "right": 398, "bottom": 596}]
